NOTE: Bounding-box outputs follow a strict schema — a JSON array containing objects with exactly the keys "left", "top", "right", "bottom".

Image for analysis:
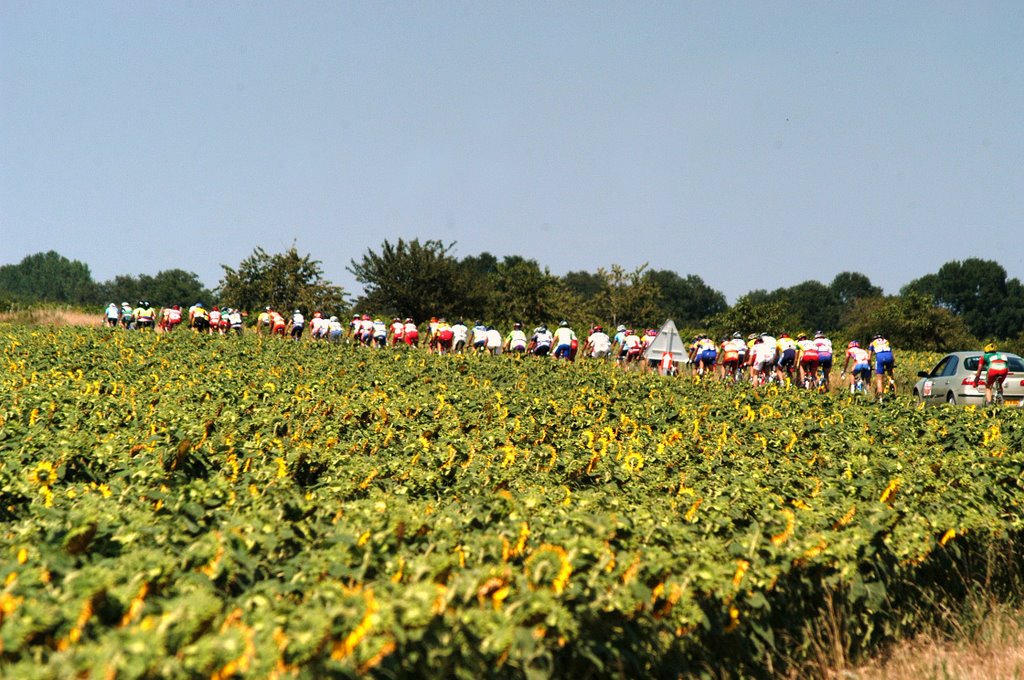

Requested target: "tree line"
[{"left": 2, "top": 242, "right": 1023, "bottom": 352}]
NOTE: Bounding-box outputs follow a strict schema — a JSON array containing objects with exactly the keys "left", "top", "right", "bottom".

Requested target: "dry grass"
[
  {"left": 851, "top": 603, "right": 1024, "bottom": 680},
  {"left": 0, "top": 307, "right": 101, "bottom": 327}
]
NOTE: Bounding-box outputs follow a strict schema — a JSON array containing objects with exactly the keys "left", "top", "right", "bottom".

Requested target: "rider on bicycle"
[
  {"left": 842, "top": 341, "right": 871, "bottom": 393},
  {"left": 973, "top": 343, "right": 1010, "bottom": 405},
  {"left": 795, "top": 333, "right": 819, "bottom": 387},
  {"left": 868, "top": 334, "right": 896, "bottom": 396}
]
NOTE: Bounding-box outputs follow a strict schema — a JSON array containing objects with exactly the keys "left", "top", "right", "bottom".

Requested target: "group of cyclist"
[
  {"left": 104, "top": 301, "right": 246, "bottom": 334},
  {"left": 687, "top": 331, "right": 896, "bottom": 395},
  {"left": 103, "top": 301, "right": 903, "bottom": 396}
]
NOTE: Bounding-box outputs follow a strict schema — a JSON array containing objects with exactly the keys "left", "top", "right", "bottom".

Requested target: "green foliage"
[
  {"left": 97, "top": 269, "right": 212, "bottom": 308},
  {"left": 3, "top": 328, "right": 1024, "bottom": 677},
  {"left": 643, "top": 270, "right": 727, "bottom": 326},
  {"left": 902, "top": 258, "right": 1024, "bottom": 339},
  {"left": 842, "top": 293, "right": 977, "bottom": 351},
  {"left": 584, "top": 264, "right": 662, "bottom": 328},
  {"left": 483, "top": 256, "right": 581, "bottom": 326},
  {"left": 733, "top": 273, "right": 881, "bottom": 335},
  {"left": 0, "top": 251, "right": 97, "bottom": 305},
  {"left": 219, "top": 246, "right": 347, "bottom": 316},
  {"left": 706, "top": 295, "right": 799, "bottom": 339},
  {"left": 348, "top": 239, "right": 484, "bottom": 321},
  {"left": 830, "top": 271, "right": 882, "bottom": 307}
]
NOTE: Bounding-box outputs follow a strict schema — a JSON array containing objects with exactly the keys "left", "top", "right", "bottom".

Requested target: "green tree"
[
  {"left": 705, "top": 295, "right": 799, "bottom": 341},
  {"left": 99, "top": 269, "right": 212, "bottom": 308},
  {"left": 0, "top": 251, "right": 97, "bottom": 304},
  {"left": 562, "top": 270, "right": 605, "bottom": 300},
  {"left": 348, "top": 239, "right": 483, "bottom": 321},
  {"left": 842, "top": 293, "right": 975, "bottom": 351},
  {"left": 486, "top": 256, "right": 580, "bottom": 326},
  {"left": 830, "top": 271, "right": 882, "bottom": 307},
  {"left": 643, "top": 270, "right": 727, "bottom": 326},
  {"left": 586, "top": 264, "right": 662, "bottom": 328},
  {"left": 901, "top": 258, "right": 1024, "bottom": 339},
  {"left": 219, "top": 246, "right": 347, "bottom": 316}
]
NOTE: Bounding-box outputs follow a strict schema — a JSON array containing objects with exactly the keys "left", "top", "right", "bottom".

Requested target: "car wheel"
[{"left": 947, "top": 392, "right": 957, "bottom": 405}]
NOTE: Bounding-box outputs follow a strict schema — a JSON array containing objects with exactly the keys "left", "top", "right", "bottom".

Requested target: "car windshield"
[{"left": 963, "top": 355, "right": 1024, "bottom": 372}]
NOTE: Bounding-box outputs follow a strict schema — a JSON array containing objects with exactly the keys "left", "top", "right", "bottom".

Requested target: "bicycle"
[
  {"left": 843, "top": 371, "right": 867, "bottom": 395},
  {"left": 975, "top": 376, "right": 1006, "bottom": 406}
]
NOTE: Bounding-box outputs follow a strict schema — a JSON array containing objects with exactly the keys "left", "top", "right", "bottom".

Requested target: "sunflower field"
[{"left": 2, "top": 327, "right": 1024, "bottom": 678}]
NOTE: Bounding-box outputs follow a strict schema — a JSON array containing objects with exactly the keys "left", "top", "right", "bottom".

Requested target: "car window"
[
  {"left": 930, "top": 357, "right": 951, "bottom": 377},
  {"left": 963, "top": 356, "right": 981, "bottom": 372},
  {"left": 942, "top": 356, "right": 959, "bottom": 376},
  {"left": 1009, "top": 357, "right": 1024, "bottom": 372}
]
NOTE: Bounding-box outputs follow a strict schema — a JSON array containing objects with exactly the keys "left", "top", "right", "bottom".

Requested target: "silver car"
[{"left": 914, "top": 351, "right": 1024, "bottom": 406}]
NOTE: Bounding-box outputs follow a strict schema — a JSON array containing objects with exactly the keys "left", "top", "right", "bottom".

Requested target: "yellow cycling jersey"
[
  {"left": 870, "top": 338, "right": 891, "bottom": 353},
  {"left": 776, "top": 338, "right": 797, "bottom": 352}
]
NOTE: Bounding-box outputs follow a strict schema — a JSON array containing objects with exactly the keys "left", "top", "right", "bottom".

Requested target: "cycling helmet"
[
  {"left": 848, "top": 340, "right": 859, "bottom": 348},
  {"left": 797, "top": 333, "right": 807, "bottom": 340},
  {"left": 514, "top": 322, "right": 522, "bottom": 329},
  {"left": 747, "top": 333, "right": 758, "bottom": 340},
  {"left": 559, "top": 320, "right": 568, "bottom": 327},
  {"left": 873, "top": 334, "right": 882, "bottom": 340},
  {"left": 984, "top": 342, "right": 997, "bottom": 352},
  {"left": 647, "top": 329, "right": 657, "bottom": 336},
  {"left": 405, "top": 318, "right": 413, "bottom": 323},
  {"left": 295, "top": 309, "right": 301, "bottom": 314},
  {"left": 593, "top": 325, "right": 603, "bottom": 332},
  {"left": 732, "top": 332, "right": 742, "bottom": 339},
  {"left": 814, "top": 330, "right": 824, "bottom": 338},
  {"left": 617, "top": 324, "right": 627, "bottom": 332},
  {"left": 626, "top": 329, "right": 634, "bottom": 335},
  {"left": 314, "top": 312, "right": 322, "bottom": 318},
  {"left": 330, "top": 316, "right": 338, "bottom": 322}
]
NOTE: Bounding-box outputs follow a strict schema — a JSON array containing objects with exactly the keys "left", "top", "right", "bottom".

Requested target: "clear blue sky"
[{"left": 2, "top": 2, "right": 1022, "bottom": 302}]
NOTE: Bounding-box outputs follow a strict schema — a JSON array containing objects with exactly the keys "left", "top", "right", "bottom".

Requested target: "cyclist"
[
  {"left": 328, "top": 316, "right": 344, "bottom": 342},
  {"left": 622, "top": 328, "right": 644, "bottom": 366},
  {"left": 371, "top": 318, "right": 388, "bottom": 347},
  {"left": 796, "top": 333, "right": 819, "bottom": 387},
  {"left": 310, "top": 312, "right": 328, "bottom": 340},
  {"left": 119, "top": 302, "right": 135, "bottom": 329},
  {"left": 136, "top": 301, "right": 155, "bottom": 330},
  {"left": 842, "top": 340, "right": 871, "bottom": 393},
  {"left": 435, "top": 318, "right": 454, "bottom": 354},
  {"left": 291, "top": 310, "right": 305, "bottom": 340},
  {"left": 471, "top": 320, "right": 489, "bottom": 352},
  {"left": 190, "top": 303, "right": 210, "bottom": 333},
  {"left": 486, "top": 326, "right": 503, "bottom": 355},
  {"left": 719, "top": 333, "right": 742, "bottom": 382},
  {"left": 389, "top": 317, "right": 405, "bottom": 346},
  {"left": 227, "top": 308, "right": 244, "bottom": 336},
  {"left": 160, "top": 304, "right": 183, "bottom": 332},
  {"left": 505, "top": 322, "right": 528, "bottom": 353},
  {"left": 775, "top": 333, "right": 798, "bottom": 384},
  {"left": 529, "top": 325, "right": 554, "bottom": 357},
  {"left": 814, "top": 331, "right": 834, "bottom": 390},
  {"left": 973, "top": 343, "right": 1010, "bottom": 404},
  {"left": 270, "top": 309, "right": 287, "bottom": 337},
  {"left": 208, "top": 306, "right": 222, "bottom": 334},
  {"left": 693, "top": 335, "right": 717, "bottom": 377},
  {"left": 584, "top": 325, "right": 612, "bottom": 359},
  {"left": 750, "top": 335, "right": 775, "bottom": 385},
  {"left": 552, "top": 321, "right": 577, "bottom": 360},
  {"left": 612, "top": 324, "right": 628, "bottom": 363},
  {"left": 403, "top": 318, "right": 419, "bottom": 346},
  {"left": 104, "top": 302, "right": 120, "bottom": 327},
  {"left": 868, "top": 334, "right": 896, "bottom": 396},
  {"left": 451, "top": 320, "right": 469, "bottom": 353}
]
